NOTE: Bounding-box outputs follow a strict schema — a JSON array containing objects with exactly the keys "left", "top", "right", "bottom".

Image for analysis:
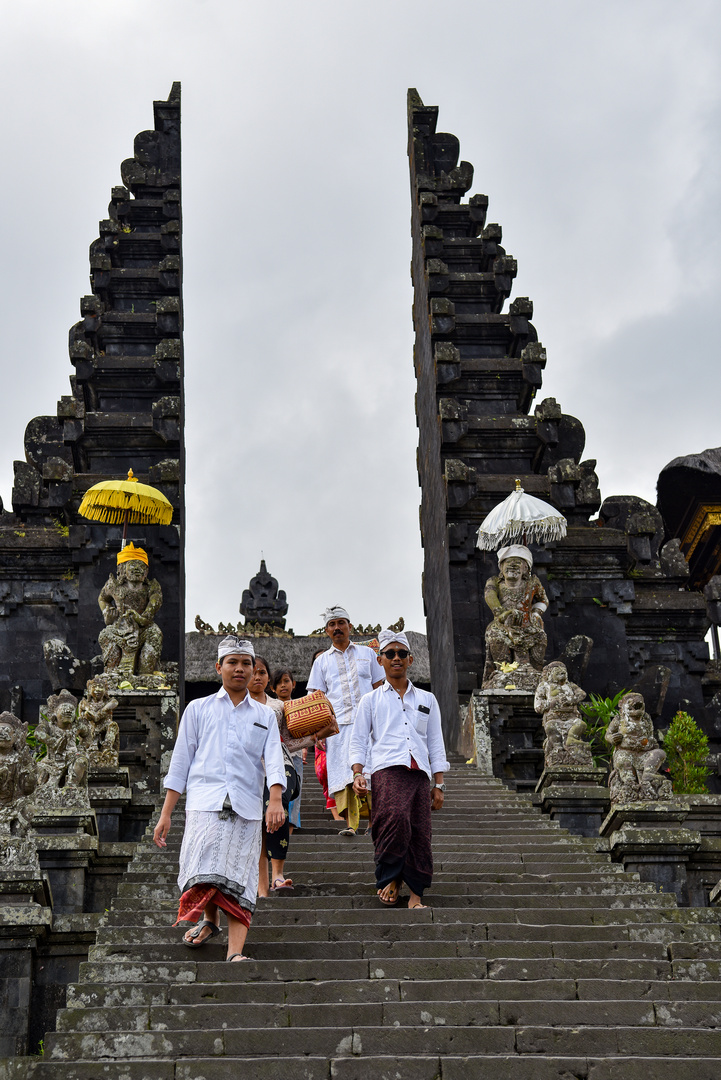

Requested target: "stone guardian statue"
[
  {"left": 482, "top": 545, "right": 549, "bottom": 691},
  {"left": 98, "top": 543, "right": 163, "bottom": 675},
  {"left": 534, "top": 661, "right": 593, "bottom": 767},
  {"left": 34, "top": 690, "right": 90, "bottom": 810},
  {"left": 605, "top": 692, "right": 672, "bottom": 803},
  {"left": 0, "top": 711, "right": 40, "bottom": 870}
]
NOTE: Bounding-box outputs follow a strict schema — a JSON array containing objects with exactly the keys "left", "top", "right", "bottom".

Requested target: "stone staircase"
[{"left": 18, "top": 757, "right": 721, "bottom": 1077}]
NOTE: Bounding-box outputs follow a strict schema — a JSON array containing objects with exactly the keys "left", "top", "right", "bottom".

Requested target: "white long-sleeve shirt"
[
  {"left": 163, "top": 688, "right": 286, "bottom": 820},
  {"left": 349, "top": 680, "right": 450, "bottom": 781},
  {"left": 307, "top": 642, "right": 384, "bottom": 726}
]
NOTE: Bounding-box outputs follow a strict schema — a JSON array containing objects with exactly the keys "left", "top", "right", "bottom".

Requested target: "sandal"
[
  {"left": 227, "top": 953, "right": 249, "bottom": 962},
  {"left": 377, "top": 883, "right": 400, "bottom": 907},
  {"left": 338, "top": 827, "right": 356, "bottom": 836},
  {"left": 271, "top": 877, "right": 294, "bottom": 892},
  {"left": 182, "top": 919, "right": 221, "bottom": 948}
]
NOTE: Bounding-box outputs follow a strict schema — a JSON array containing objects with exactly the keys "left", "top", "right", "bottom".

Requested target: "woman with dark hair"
[
  {"left": 272, "top": 668, "right": 307, "bottom": 832},
  {"left": 248, "top": 656, "right": 297, "bottom": 895}
]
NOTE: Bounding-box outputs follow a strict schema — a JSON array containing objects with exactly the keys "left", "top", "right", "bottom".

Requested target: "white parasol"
[{"left": 476, "top": 479, "right": 567, "bottom": 551}]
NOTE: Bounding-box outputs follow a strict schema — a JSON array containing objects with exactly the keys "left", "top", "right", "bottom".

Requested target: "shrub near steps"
[{"left": 5, "top": 758, "right": 721, "bottom": 1079}]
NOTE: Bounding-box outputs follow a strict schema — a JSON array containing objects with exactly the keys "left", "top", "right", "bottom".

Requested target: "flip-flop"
[
  {"left": 271, "top": 877, "right": 294, "bottom": 892},
  {"left": 227, "top": 953, "right": 249, "bottom": 962},
  {"left": 338, "top": 827, "right": 356, "bottom": 836},
  {"left": 182, "top": 919, "right": 221, "bottom": 948},
  {"left": 377, "top": 886, "right": 400, "bottom": 907},
  {"left": 408, "top": 901, "right": 428, "bottom": 909}
]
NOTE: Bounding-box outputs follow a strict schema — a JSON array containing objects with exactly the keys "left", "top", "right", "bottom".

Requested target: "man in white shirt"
[
  {"left": 350, "top": 628, "right": 449, "bottom": 909},
  {"left": 307, "top": 605, "right": 384, "bottom": 835},
  {"left": 154, "top": 636, "right": 286, "bottom": 961}
]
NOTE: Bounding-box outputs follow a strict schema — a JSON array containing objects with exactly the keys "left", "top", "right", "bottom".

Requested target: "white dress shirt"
[
  {"left": 307, "top": 643, "right": 384, "bottom": 726},
  {"left": 349, "top": 680, "right": 450, "bottom": 781},
  {"left": 163, "top": 688, "right": 287, "bottom": 820}
]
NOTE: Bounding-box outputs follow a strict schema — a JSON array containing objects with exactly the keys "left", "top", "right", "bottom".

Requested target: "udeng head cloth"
[
  {"left": 378, "top": 628, "right": 411, "bottom": 654},
  {"left": 321, "top": 605, "right": 350, "bottom": 626},
  {"left": 217, "top": 636, "right": 255, "bottom": 661}
]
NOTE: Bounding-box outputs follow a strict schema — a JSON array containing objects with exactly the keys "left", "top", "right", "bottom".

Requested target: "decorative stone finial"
[{"left": 239, "top": 560, "right": 288, "bottom": 629}]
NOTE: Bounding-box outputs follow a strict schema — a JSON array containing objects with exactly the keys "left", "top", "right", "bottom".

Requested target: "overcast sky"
[{"left": 0, "top": 0, "right": 719, "bottom": 635}]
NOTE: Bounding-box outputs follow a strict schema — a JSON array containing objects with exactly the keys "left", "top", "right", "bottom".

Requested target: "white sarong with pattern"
[{"left": 178, "top": 810, "right": 261, "bottom": 913}]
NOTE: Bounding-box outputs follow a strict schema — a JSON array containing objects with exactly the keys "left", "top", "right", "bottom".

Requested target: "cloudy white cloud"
[{"left": 0, "top": 0, "right": 718, "bottom": 634}]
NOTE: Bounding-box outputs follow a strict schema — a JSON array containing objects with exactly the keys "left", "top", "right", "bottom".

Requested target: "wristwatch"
[{"left": 432, "top": 783, "right": 446, "bottom": 792}]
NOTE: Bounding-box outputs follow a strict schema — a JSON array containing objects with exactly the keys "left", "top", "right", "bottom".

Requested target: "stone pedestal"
[
  {"left": 112, "top": 687, "right": 178, "bottom": 839},
  {"left": 88, "top": 765, "right": 132, "bottom": 841},
  {"left": 600, "top": 802, "right": 700, "bottom": 905},
  {"left": 0, "top": 868, "right": 52, "bottom": 1056},
  {"left": 31, "top": 809, "right": 98, "bottom": 914},
  {"left": 470, "top": 689, "right": 543, "bottom": 791},
  {"left": 535, "top": 766, "right": 610, "bottom": 837}
]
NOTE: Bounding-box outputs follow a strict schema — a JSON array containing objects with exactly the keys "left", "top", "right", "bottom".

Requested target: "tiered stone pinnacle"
[
  {"left": 0, "top": 84, "right": 184, "bottom": 716},
  {"left": 408, "top": 89, "right": 711, "bottom": 750},
  {"left": 19, "top": 760, "right": 721, "bottom": 1077}
]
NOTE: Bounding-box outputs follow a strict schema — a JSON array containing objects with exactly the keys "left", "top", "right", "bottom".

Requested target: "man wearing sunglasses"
[{"left": 349, "top": 628, "right": 449, "bottom": 909}]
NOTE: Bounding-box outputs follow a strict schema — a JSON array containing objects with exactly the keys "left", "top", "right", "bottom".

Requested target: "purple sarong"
[{"left": 370, "top": 766, "right": 433, "bottom": 897}]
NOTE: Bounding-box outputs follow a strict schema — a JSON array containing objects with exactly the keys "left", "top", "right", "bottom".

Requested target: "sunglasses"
[{"left": 381, "top": 649, "right": 409, "bottom": 660}]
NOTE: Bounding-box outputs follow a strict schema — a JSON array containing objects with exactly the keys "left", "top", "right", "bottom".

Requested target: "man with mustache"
[
  {"left": 306, "top": 606, "right": 383, "bottom": 836},
  {"left": 349, "top": 628, "right": 449, "bottom": 909}
]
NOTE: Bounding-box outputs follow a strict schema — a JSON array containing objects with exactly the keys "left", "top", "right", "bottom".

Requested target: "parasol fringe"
[
  {"left": 78, "top": 488, "right": 173, "bottom": 526},
  {"left": 476, "top": 518, "right": 566, "bottom": 551}
]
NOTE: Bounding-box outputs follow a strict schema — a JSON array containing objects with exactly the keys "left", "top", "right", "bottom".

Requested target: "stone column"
[
  {"left": 599, "top": 803, "right": 700, "bottom": 905},
  {"left": 470, "top": 689, "right": 543, "bottom": 790}
]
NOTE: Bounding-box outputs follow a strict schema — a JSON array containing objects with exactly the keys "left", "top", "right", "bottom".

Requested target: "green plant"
[
  {"left": 664, "top": 711, "right": 710, "bottom": 794},
  {"left": 580, "top": 690, "right": 627, "bottom": 769},
  {"left": 53, "top": 518, "right": 70, "bottom": 538}
]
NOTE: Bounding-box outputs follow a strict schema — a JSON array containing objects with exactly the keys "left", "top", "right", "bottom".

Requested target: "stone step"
[
  {"left": 77, "top": 954, "right": 678, "bottom": 985},
  {"left": 66, "top": 976, "right": 721, "bottom": 1010},
  {"left": 42, "top": 1023, "right": 721, "bottom": 1061},
  {"left": 54, "top": 996, "right": 721, "bottom": 1034},
  {"left": 87, "top": 937, "right": 671, "bottom": 963},
  {"left": 24, "top": 1055, "right": 721, "bottom": 1080},
  {"left": 99, "top": 914, "right": 720, "bottom": 943}
]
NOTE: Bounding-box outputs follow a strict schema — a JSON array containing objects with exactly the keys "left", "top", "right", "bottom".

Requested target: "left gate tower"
[{"left": 0, "top": 83, "right": 184, "bottom": 720}]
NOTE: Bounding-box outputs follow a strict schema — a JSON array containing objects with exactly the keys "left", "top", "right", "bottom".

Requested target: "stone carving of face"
[
  {"left": 89, "top": 682, "right": 105, "bottom": 702},
  {"left": 501, "top": 557, "right": 528, "bottom": 584},
  {"left": 623, "top": 694, "right": 645, "bottom": 719},
  {"left": 124, "top": 560, "right": 148, "bottom": 583},
  {"left": 549, "top": 664, "right": 567, "bottom": 685},
  {"left": 0, "top": 724, "right": 14, "bottom": 753},
  {"left": 55, "top": 703, "right": 76, "bottom": 729}
]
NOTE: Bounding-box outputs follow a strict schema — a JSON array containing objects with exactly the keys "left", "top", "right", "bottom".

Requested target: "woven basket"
[{"left": 284, "top": 691, "right": 337, "bottom": 739}]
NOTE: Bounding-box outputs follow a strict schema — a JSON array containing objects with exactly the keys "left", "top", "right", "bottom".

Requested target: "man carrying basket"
[{"left": 307, "top": 606, "right": 384, "bottom": 835}]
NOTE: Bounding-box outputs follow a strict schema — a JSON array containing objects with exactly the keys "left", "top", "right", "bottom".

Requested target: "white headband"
[
  {"left": 217, "top": 635, "right": 255, "bottom": 660},
  {"left": 497, "top": 544, "right": 533, "bottom": 569},
  {"left": 378, "top": 628, "right": 411, "bottom": 653},
  {"left": 322, "top": 605, "right": 350, "bottom": 625}
]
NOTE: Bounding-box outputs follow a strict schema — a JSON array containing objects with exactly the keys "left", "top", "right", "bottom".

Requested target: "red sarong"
[
  {"left": 315, "top": 744, "right": 336, "bottom": 809},
  {"left": 174, "top": 885, "right": 252, "bottom": 929}
]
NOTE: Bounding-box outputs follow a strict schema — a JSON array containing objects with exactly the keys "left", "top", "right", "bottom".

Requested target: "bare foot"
[{"left": 408, "top": 889, "right": 427, "bottom": 909}]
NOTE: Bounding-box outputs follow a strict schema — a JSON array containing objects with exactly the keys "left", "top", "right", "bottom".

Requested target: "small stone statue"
[
  {"left": 34, "top": 689, "right": 90, "bottom": 810},
  {"left": 0, "top": 711, "right": 40, "bottom": 870},
  {"left": 78, "top": 678, "right": 120, "bottom": 767},
  {"left": 605, "top": 692, "right": 672, "bottom": 803},
  {"left": 482, "top": 545, "right": 549, "bottom": 691},
  {"left": 98, "top": 543, "right": 163, "bottom": 675},
  {"left": 534, "top": 661, "right": 593, "bottom": 767}
]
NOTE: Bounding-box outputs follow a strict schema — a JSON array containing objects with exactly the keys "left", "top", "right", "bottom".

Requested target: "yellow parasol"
[{"left": 78, "top": 468, "right": 173, "bottom": 545}]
